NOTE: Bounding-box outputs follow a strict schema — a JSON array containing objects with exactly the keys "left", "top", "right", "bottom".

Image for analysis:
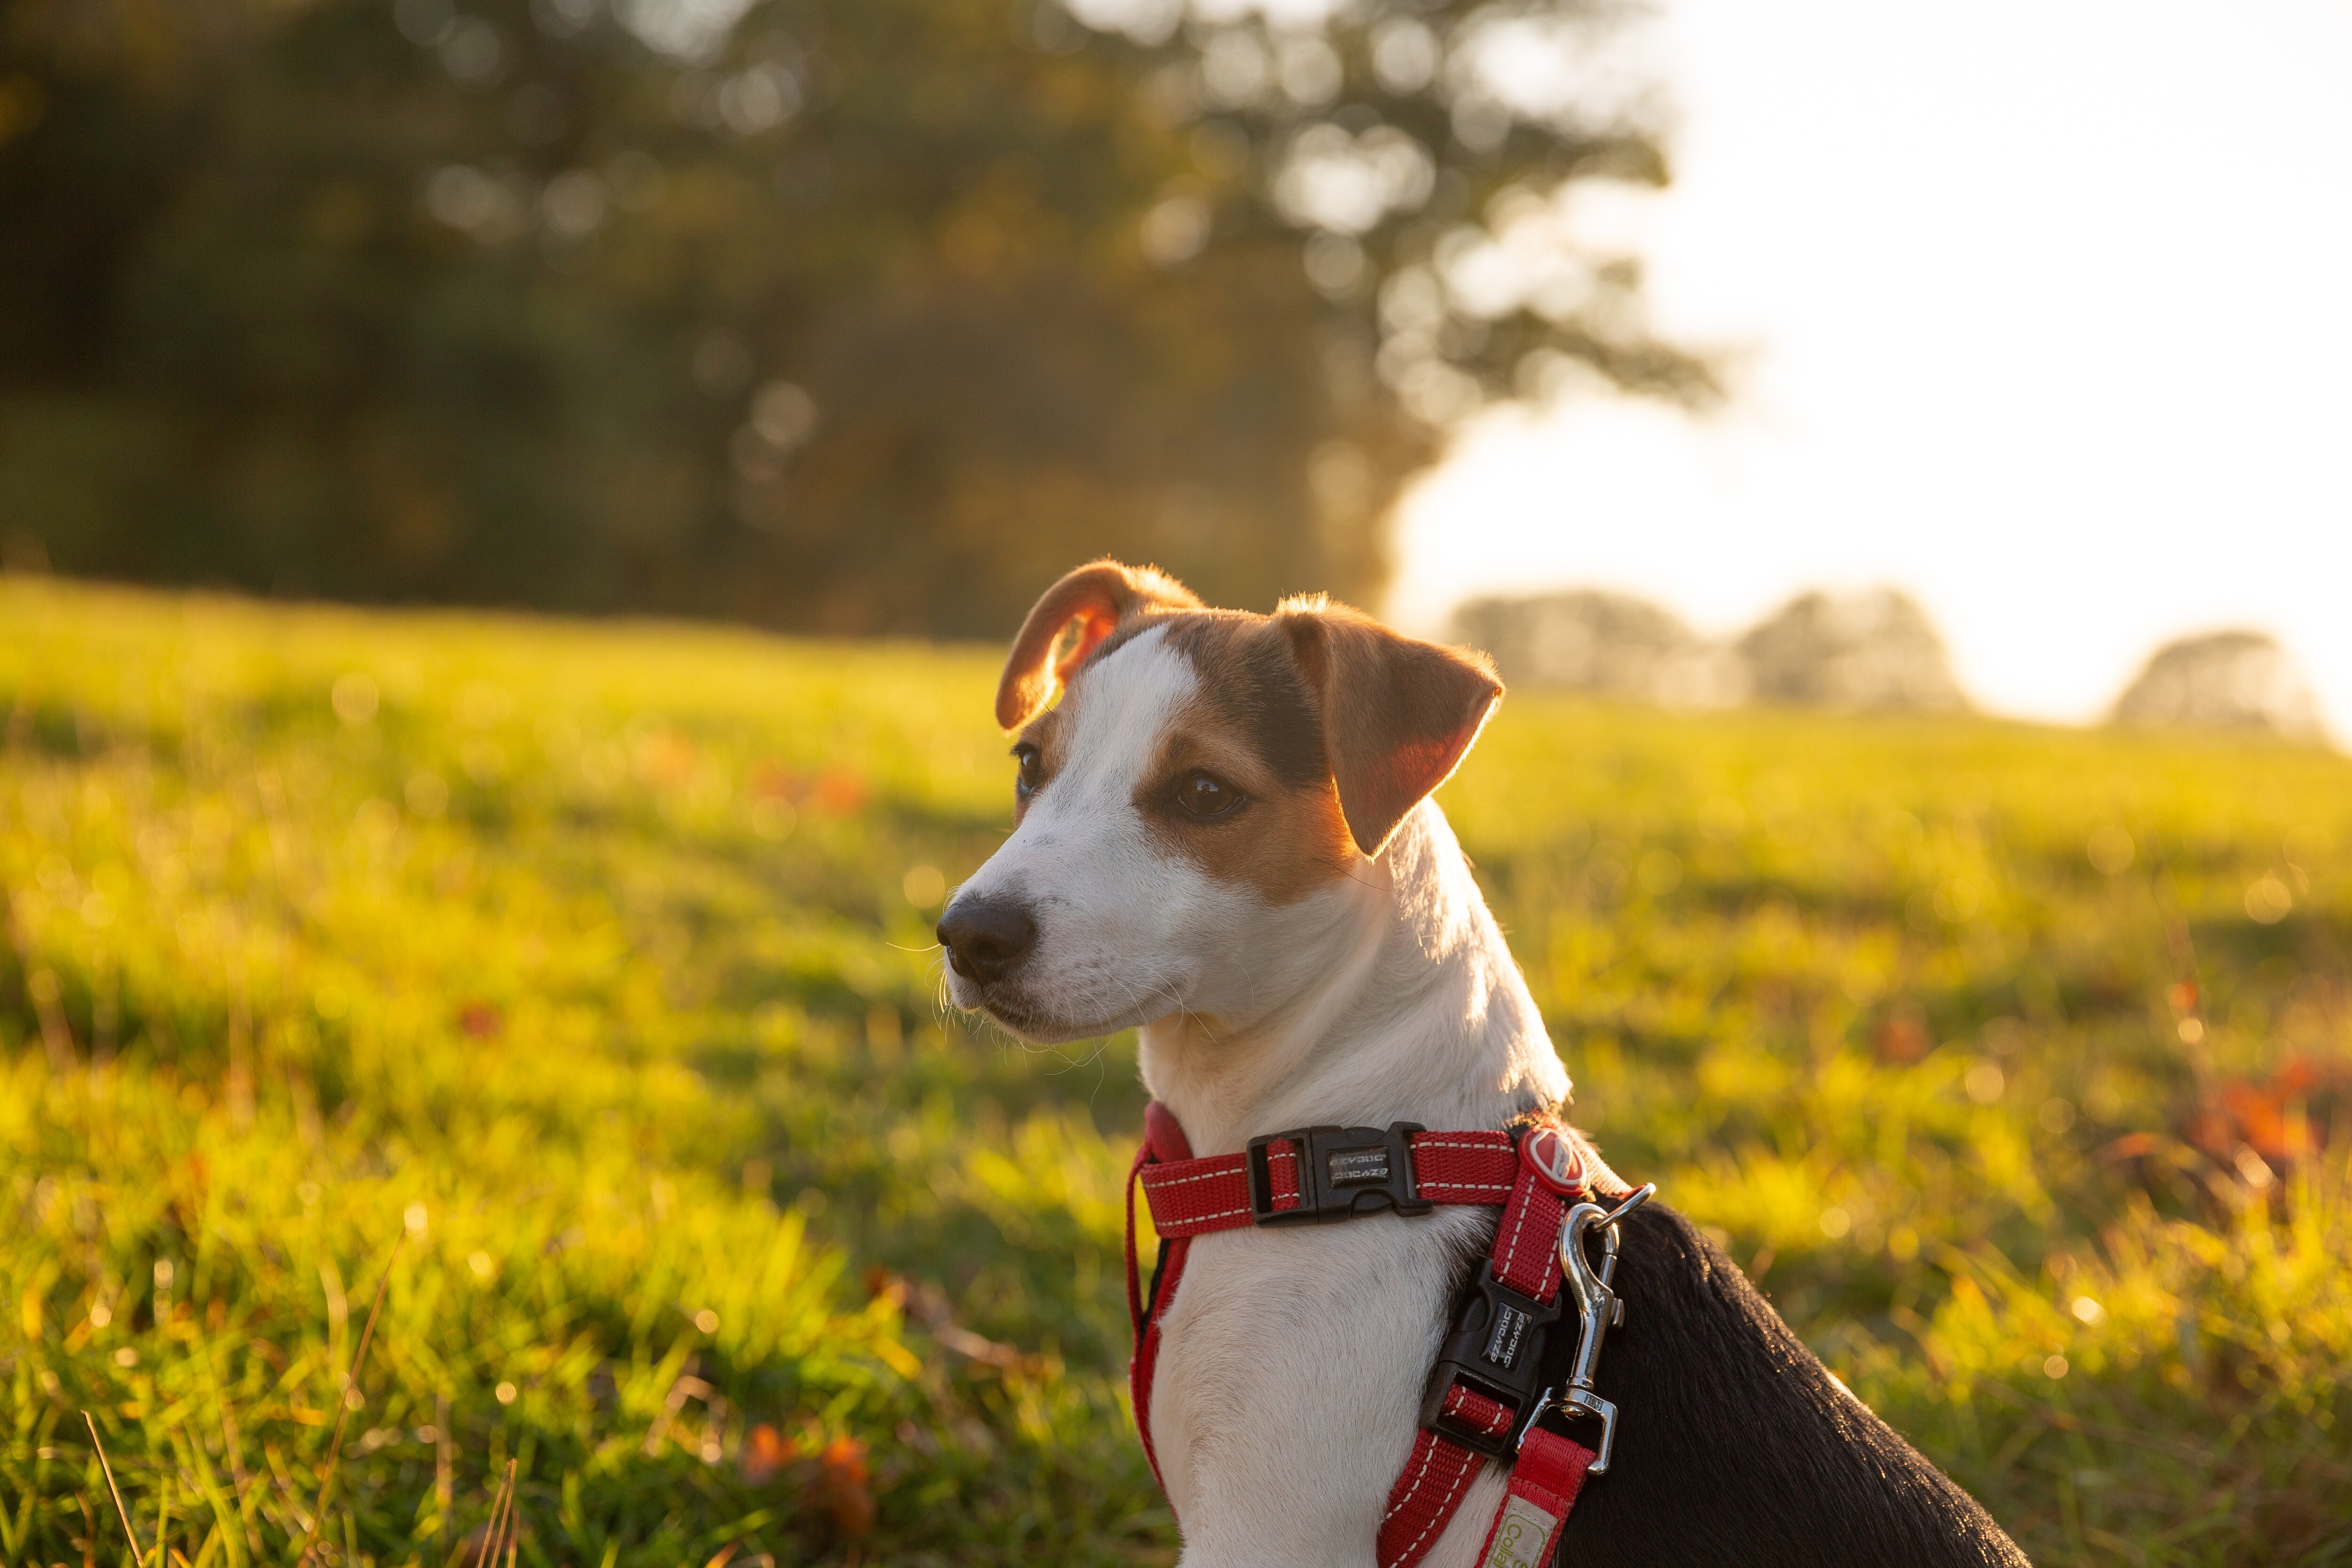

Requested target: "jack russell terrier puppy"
[{"left": 938, "top": 561, "right": 2027, "bottom": 1568}]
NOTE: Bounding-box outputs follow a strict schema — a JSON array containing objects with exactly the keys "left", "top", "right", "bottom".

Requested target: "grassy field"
[{"left": 1, "top": 578, "right": 2347, "bottom": 1568}]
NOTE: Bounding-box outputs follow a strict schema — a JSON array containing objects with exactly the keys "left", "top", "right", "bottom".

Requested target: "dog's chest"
[{"left": 1147, "top": 1205, "right": 1496, "bottom": 1560}]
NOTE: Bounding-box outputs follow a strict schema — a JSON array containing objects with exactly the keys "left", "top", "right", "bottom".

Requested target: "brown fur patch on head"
[
  {"left": 1011, "top": 702, "right": 1071, "bottom": 825},
  {"left": 1130, "top": 614, "right": 1358, "bottom": 905},
  {"left": 1006, "top": 565, "right": 1499, "bottom": 897},
  {"left": 1274, "top": 598, "right": 1502, "bottom": 857}
]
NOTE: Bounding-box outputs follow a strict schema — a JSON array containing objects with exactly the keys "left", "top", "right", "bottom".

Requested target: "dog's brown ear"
[
  {"left": 1277, "top": 596, "right": 1502, "bottom": 857},
  {"left": 995, "top": 560, "right": 1201, "bottom": 729}
]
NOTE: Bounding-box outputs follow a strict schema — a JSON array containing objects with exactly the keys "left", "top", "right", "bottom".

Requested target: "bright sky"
[{"left": 1391, "top": 0, "right": 2352, "bottom": 733}]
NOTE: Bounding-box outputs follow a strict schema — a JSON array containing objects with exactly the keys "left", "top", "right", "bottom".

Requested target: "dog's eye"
[
  {"left": 1012, "top": 743, "right": 1042, "bottom": 796},
  {"left": 1173, "top": 770, "right": 1242, "bottom": 820}
]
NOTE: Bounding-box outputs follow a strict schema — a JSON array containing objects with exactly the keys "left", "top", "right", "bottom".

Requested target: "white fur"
[{"left": 944, "top": 628, "right": 1570, "bottom": 1568}]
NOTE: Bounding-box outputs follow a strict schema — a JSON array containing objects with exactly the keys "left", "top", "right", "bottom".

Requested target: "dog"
[{"left": 938, "top": 561, "right": 2028, "bottom": 1568}]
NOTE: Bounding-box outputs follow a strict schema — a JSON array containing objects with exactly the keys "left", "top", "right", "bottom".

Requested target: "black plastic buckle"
[
  {"left": 1417, "top": 1273, "right": 1565, "bottom": 1460},
  {"left": 1245, "top": 1122, "right": 1430, "bottom": 1226}
]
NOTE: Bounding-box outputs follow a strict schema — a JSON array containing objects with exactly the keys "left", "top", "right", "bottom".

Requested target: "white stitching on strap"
[
  {"left": 1143, "top": 1148, "right": 1293, "bottom": 1192},
  {"left": 1382, "top": 1436, "right": 1443, "bottom": 1524},
  {"left": 1502, "top": 1178, "right": 1533, "bottom": 1266},
  {"left": 1396, "top": 1445, "right": 1479, "bottom": 1560},
  {"left": 1147, "top": 1145, "right": 1308, "bottom": 1227},
  {"left": 1145, "top": 1166, "right": 1245, "bottom": 1190}
]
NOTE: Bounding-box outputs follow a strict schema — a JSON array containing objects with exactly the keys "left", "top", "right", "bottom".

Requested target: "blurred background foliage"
[{"left": 0, "top": 0, "right": 1707, "bottom": 634}]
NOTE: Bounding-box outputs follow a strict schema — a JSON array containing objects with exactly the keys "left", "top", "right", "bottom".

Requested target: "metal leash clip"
[{"left": 1528, "top": 1183, "right": 1655, "bottom": 1474}]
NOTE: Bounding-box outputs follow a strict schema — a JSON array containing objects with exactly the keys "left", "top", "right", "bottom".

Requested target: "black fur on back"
[{"left": 1544, "top": 1201, "right": 2029, "bottom": 1567}]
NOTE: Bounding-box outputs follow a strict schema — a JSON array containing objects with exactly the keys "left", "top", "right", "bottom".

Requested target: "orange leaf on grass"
[
  {"left": 815, "top": 1435, "right": 874, "bottom": 1540},
  {"left": 741, "top": 1423, "right": 793, "bottom": 1487}
]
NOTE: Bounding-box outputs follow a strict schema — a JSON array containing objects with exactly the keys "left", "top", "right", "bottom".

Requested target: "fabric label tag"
[{"left": 1480, "top": 1495, "right": 1562, "bottom": 1568}]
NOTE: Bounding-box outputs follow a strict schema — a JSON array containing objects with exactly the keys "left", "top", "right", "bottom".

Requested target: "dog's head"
[{"left": 937, "top": 559, "right": 1501, "bottom": 1043}]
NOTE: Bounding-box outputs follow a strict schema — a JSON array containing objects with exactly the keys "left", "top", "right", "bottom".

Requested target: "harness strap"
[
  {"left": 1378, "top": 1385, "right": 1515, "bottom": 1565},
  {"left": 1381, "top": 1133, "right": 1583, "bottom": 1568},
  {"left": 1126, "top": 1102, "right": 1196, "bottom": 1491},
  {"left": 1473, "top": 1427, "right": 1595, "bottom": 1568},
  {"left": 1138, "top": 1128, "right": 1520, "bottom": 1236},
  {"left": 1126, "top": 1107, "right": 1603, "bottom": 1568}
]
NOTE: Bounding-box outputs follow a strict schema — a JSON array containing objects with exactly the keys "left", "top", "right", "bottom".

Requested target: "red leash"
[{"left": 1126, "top": 1109, "right": 1641, "bottom": 1568}]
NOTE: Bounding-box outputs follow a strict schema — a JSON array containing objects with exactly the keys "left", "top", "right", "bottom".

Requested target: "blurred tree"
[{"left": 0, "top": 0, "right": 1708, "bottom": 636}]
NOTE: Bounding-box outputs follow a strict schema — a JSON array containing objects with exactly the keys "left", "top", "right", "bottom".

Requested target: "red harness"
[{"left": 1125, "top": 1103, "right": 1619, "bottom": 1568}]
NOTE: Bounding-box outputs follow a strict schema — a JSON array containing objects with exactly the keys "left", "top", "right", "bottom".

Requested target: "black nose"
[{"left": 937, "top": 897, "right": 1038, "bottom": 985}]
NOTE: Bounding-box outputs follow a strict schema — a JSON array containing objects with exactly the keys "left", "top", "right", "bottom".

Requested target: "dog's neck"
[{"left": 1136, "top": 800, "right": 1571, "bottom": 1154}]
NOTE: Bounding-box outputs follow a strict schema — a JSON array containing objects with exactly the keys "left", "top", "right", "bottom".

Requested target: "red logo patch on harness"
[{"left": 1518, "top": 1125, "right": 1588, "bottom": 1197}]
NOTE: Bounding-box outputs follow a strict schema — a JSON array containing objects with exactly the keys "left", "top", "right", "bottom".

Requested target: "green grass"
[{"left": 1, "top": 578, "right": 2347, "bottom": 1567}]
